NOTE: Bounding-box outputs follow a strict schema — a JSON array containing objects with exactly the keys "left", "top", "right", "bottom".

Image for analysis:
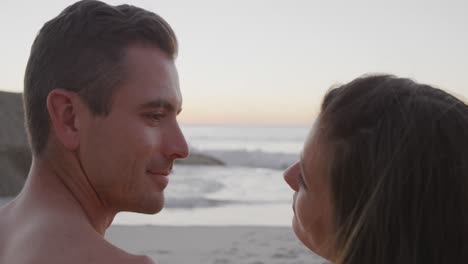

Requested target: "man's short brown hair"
[{"left": 23, "top": 0, "right": 178, "bottom": 155}]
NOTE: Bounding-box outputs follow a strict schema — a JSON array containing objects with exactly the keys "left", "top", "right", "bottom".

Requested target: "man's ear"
[{"left": 46, "top": 89, "right": 85, "bottom": 151}]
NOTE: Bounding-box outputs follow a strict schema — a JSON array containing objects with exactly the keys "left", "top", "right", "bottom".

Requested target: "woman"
[{"left": 284, "top": 75, "right": 468, "bottom": 263}]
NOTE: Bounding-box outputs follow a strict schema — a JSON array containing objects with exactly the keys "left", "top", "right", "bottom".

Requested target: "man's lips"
[
  {"left": 147, "top": 170, "right": 170, "bottom": 176},
  {"left": 147, "top": 170, "right": 171, "bottom": 188}
]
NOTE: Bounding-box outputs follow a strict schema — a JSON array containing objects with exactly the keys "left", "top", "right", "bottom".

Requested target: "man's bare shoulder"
[
  {"left": 3, "top": 228, "right": 156, "bottom": 264},
  {"left": 0, "top": 210, "right": 155, "bottom": 264},
  {"left": 127, "top": 254, "right": 156, "bottom": 264},
  {"left": 88, "top": 249, "right": 156, "bottom": 264},
  {"left": 92, "top": 240, "right": 156, "bottom": 264},
  {"left": 41, "top": 228, "right": 157, "bottom": 264}
]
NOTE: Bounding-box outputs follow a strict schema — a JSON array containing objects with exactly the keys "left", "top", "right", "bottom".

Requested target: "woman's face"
[{"left": 283, "top": 124, "right": 336, "bottom": 259}]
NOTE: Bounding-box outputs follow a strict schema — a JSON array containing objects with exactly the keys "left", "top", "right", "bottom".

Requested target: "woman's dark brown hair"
[{"left": 319, "top": 75, "right": 468, "bottom": 263}]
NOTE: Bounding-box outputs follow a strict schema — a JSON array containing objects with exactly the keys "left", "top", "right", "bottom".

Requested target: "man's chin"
[
  {"left": 139, "top": 206, "right": 164, "bottom": 214},
  {"left": 140, "top": 199, "right": 165, "bottom": 214},
  {"left": 123, "top": 195, "right": 165, "bottom": 214},
  {"left": 130, "top": 203, "right": 164, "bottom": 214}
]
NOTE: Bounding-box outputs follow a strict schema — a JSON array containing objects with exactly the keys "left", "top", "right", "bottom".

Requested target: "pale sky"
[{"left": 1, "top": 0, "right": 467, "bottom": 126}]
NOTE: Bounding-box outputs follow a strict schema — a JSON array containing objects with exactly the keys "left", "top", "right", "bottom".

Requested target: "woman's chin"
[
  {"left": 292, "top": 218, "right": 315, "bottom": 251},
  {"left": 292, "top": 217, "right": 333, "bottom": 260}
]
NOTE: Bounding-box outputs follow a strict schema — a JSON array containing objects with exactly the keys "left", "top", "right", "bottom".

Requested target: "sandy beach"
[{"left": 106, "top": 225, "right": 327, "bottom": 264}]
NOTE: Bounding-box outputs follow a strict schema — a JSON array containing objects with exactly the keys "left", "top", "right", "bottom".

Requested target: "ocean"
[{"left": 114, "top": 125, "right": 310, "bottom": 226}]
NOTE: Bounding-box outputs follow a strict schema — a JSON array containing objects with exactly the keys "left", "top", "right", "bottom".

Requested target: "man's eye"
[{"left": 144, "top": 113, "right": 164, "bottom": 121}]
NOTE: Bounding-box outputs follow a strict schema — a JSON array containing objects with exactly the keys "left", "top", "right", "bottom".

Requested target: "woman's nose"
[{"left": 283, "top": 162, "right": 300, "bottom": 192}]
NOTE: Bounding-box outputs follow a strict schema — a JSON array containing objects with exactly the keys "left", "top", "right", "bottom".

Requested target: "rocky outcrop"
[
  {"left": 0, "top": 146, "right": 31, "bottom": 197},
  {"left": 0, "top": 91, "right": 28, "bottom": 147},
  {"left": 0, "top": 91, "right": 30, "bottom": 197}
]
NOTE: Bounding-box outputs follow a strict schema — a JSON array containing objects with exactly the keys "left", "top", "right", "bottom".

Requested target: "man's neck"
[{"left": 19, "top": 153, "right": 116, "bottom": 235}]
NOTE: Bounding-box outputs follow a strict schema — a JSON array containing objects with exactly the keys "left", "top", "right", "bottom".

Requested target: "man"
[{"left": 0, "top": 1, "right": 188, "bottom": 263}]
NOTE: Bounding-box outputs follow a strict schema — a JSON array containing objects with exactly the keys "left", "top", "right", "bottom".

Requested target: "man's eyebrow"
[{"left": 139, "top": 99, "right": 182, "bottom": 114}]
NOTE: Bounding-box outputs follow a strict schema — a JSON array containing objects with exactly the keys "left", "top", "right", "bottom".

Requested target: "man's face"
[{"left": 78, "top": 45, "right": 189, "bottom": 214}]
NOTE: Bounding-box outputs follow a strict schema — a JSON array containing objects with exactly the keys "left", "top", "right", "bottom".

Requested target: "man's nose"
[
  {"left": 283, "top": 162, "right": 300, "bottom": 192},
  {"left": 165, "top": 122, "right": 189, "bottom": 160}
]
